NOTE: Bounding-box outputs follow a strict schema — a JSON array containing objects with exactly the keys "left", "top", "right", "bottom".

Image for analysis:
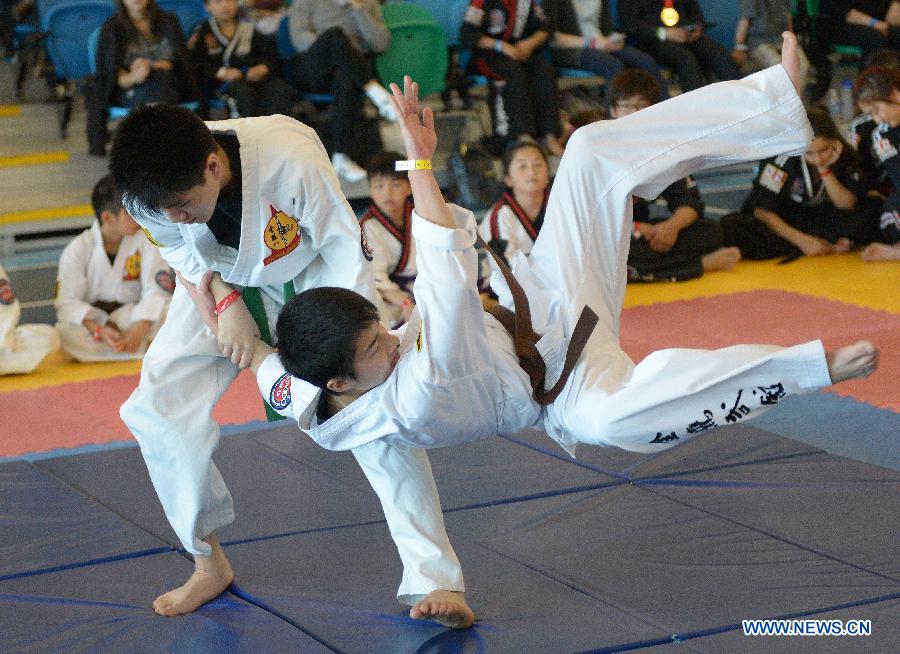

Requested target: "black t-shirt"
[
  {"left": 207, "top": 133, "right": 243, "bottom": 250},
  {"left": 742, "top": 152, "right": 865, "bottom": 222},
  {"left": 827, "top": 0, "right": 892, "bottom": 20}
]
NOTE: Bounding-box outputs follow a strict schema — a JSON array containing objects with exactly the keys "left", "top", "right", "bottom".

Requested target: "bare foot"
[
  {"left": 701, "top": 247, "right": 741, "bottom": 272},
  {"left": 780, "top": 31, "right": 803, "bottom": 93},
  {"left": 826, "top": 341, "right": 879, "bottom": 384},
  {"left": 409, "top": 590, "right": 475, "bottom": 629},
  {"left": 862, "top": 242, "right": 900, "bottom": 261},
  {"left": 153, "top": 534, "right": 234, "bottom": 616}
]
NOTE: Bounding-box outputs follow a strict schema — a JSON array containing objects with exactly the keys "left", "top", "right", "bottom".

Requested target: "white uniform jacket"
[
  {"left": 125, "top": 115, "right": 373, "bottom": 302},
  {"left": 477, "top": 192, "right": 544, "bottom": 264},
  {"left": 360, "top": 199, "right": 417, "bottom": 295},
  {"left": 257, "top": 204, "right": 541, "bottom": 451},
  {"left": 55, "top": 223, "right": 172, "bottom": 327}
]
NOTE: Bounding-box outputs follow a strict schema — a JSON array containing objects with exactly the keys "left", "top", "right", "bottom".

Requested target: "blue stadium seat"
[
  {"left": 155, "top": 0, "right": 207, "bottom": 35},
  {"left": 38, "top": 0, "right": 114, "bottom": 80}
]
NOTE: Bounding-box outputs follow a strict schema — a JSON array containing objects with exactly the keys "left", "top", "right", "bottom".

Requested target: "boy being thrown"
[{"left": 253, "top": 31, "right": 877, "bottom": 575}]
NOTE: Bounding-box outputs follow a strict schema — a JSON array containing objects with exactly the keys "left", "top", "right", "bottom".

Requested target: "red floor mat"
[
  {"left": 619, "top": 290, "right": 899, "bottom": 411},
  {"left": 0, "top": 370, "right": 266, "bottom": 458}
]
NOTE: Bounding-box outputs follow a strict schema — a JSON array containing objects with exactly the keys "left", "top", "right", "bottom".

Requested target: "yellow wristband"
[{"left": 395, "top": 159, "right": 432, "bottom": 171}]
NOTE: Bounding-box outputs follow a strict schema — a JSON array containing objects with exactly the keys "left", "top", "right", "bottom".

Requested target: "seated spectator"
[
  {"left": 283, "top": 0, "right": 397, "bottom": 183},
  {"left": 732, "top": 1, "right": 810, "bottom": 88},
  {"left": 852, "top": 64, "right": 900, "bottom": 260},
  {"left": 55, "top": 175, "right": 174, "bottom": 361},
  {"left": 479, "top": 141, "right": 550, "bottom": 266},
  {"left": 460, "top": 0, "right": 564, "bottom": 155},
  {"left": 609, "top": 70, "right": 739, "bottom": 281},
  {"left": 821, "top": 0, "right": 900, "bottom": 55},
  {"left": 620, "top": 0, "right": 738, "bottom": 92},
  {"left": 722, "top": 106, "right": 881, "bottom": 260},
  {"left": 0, "top": 264, "right": 60, "bottom": 375},
  {"left": 542, "top": 0, "right": 668, "bottom": 98},
  {"left": 189, "top": 0, "right": 297, "bottom": 118},
  {"left": 89, "top": 0, "right": 199, "bottom": 155},
  {"left": 360, "top": 151, "right": 416, "bottom": 327}
]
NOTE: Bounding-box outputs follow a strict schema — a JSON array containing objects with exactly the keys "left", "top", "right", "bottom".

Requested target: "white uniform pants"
[
  {"left": 528, "top": 66, "right": 833, "bottom": 454},
  {"left": 120, "top": 283, "right": 463, "bottom": 599},
  {"left": 56, "top": 303, "right": 165, "bottom": 362}
]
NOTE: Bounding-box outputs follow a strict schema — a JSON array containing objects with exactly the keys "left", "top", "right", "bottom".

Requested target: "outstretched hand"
[{"left": 389, "top": 76, "right": 437, "bottom": 162}]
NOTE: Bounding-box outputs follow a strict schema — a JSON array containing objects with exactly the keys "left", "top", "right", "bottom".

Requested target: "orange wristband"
[
  {"left": 214, "top": 290, "right": 241, "bottom": 316},
  {"left": 93, "top": 325, "right": 103, "bottom": 341},
  {"left": 819, "top": 167, "right": 832, "bottom": 177}
]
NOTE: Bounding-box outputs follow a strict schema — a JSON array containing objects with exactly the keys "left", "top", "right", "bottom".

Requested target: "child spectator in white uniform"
[
  {"left": 55, "top": 175, "right": 173, "bottom": 361},
  {"left": 478, "top": 141, "right": 550, "bottom": 267},
  {"left": 359, "top": 151, "right": 417, "bottom": 327},
  {"left": 0, "top": 265, "right": 60, "bottom": 375}
]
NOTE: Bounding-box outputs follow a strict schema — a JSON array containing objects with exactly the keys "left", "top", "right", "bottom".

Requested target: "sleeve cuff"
[
  {"left": 256, "top": 352, "right": 322, "bottom": 419},
  {"left": 411, "top": 204, "right": 477, "bottom": 250}
]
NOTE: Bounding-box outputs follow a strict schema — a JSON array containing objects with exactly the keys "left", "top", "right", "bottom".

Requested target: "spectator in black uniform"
[
  {"left": 620, "top": 0, "right": 738, "bottom": 92},
  {"left": 821, "top": 0, "right": 900, "bottom": 56},
  {"left": 608, "top": 70, "right": 740, "bottom": 281},
  {"left": 460, "top": 0, "right": 564, "bottom": 155},
  {"left": 722, "top": 106, "right": 880, "bottom": 260},
  {"left": 853, "top": 64, "right": 900, "bottom": 260},
  {"left": 189, "top": 0, "right": 297, "bottom": 118}
]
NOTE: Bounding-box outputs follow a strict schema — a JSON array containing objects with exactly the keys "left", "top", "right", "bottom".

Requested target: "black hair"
[
  {"left": 109, "top": 104, "right": 217, "bottom": 215},
  {"left": 502, "top": 140, "right": 548, "bottom": 176},
  {"left": 276, "top": 287, "right": 380, "bottom": 389},
  {"left": 853, "top": 65, "right": 900, "bottom": 105},
  {"left": 608, "top": 69, "right": 661, "bottom": 109},
  {"left": 366, "top": 151, "right": 407, "bottom": 182},
  {"left": 91, "top": 174, "right": 123, "bottom": 222},
  {"left": 114, "top": 0, "right": 165, "bottom": 38},
  {"left": 807, "top": 105, "right": 858, "bottom": 168}
]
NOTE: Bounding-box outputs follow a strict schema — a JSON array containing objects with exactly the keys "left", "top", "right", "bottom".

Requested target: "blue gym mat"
[{"left": 2, "top": 404, "right": 899, "bottom": 652}]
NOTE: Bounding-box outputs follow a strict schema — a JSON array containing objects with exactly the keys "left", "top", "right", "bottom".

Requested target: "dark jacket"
[
  {"left": 460, "top": 0, "right": 552, "bottom": 49},
  {"left": 541, "top": 0, "right": 613, "bottom": 38},
  {"left": 189, "top": 19, "right": 279, "bottom": 90},
  {"left": 95, "top": 9, "right": 198, "bottom": 109},
  {"left": 634, "top": 175, "right": 705, "bottom": 222},
  {"left": 620, "top": 0, "right": 705, "bottom": 45}
]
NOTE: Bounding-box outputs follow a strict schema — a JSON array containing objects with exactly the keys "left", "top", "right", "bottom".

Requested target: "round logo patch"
[
  {"left": 360, "top": 227, "right": 373, "bottom": 261},
  {"left": 155, "top": 269, "right": 176, "bottom": 293},
  {"left": 269, "top": 372, "right": 292, "bottom": 410},
  {"left": 0, "top": 278, "right": 15, "bottom": 305}
]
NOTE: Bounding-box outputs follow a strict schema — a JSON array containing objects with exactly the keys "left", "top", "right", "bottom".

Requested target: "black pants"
[
  {"left": 721, "top": 202, "right": 882, "bottom": 260},
  {"left": 830, "top": 22, "right": 900, "bottom": 56},
  {"left": 283, "top": 27, "right": 375, "bottom": 155},
  {"left": 469, "top": 50, "right": 561, "bottom": 143},
  {"left": 223, "top": 74, "right": 298, "bottom": 117},
  {"left": 639, "top": 35, "right": 738, "bottom": 92},
  {"left": 627, "top": 217, "right": 723, "bottom": 282}
]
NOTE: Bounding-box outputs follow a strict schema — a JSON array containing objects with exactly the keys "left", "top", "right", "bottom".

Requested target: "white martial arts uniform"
[
  {"left": 360, "top": 199, "right": 417, "bottom": 326},
  {"left": 477, "top": 193, "right": 543, "bottom": 265},
  {"left": 0, "top": 265, "right": 60, "bottom": 375},
  {"left": 55, "top": 223, "right": 173, "bottom": 361},
  {"left": 258, "top": 65, "right": 834, "bottom": 458},
  {"left": 120, "top": 114, "right": 463, "bottom": 604}
]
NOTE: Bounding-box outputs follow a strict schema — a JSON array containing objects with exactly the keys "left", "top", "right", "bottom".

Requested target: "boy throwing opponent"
[{"left": 252, "top": 34, "right": 877, "bottom": 618}]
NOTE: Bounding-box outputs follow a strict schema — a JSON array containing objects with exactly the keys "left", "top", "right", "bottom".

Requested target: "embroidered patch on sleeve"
[
  {"left": 263, "top": 205, "right": 302, "bottom": 265},
  {"left": 464, "top": 5, "right": 484, "bottom": 25},
  {"left": 0, "top": 278, "right": 15, "bottom": 305},
  {"left": 875, "top": 135, "right": 898, "bottom": 161},
  {"left": 360, "top": 227, "right": 373, "bottom": 261},
  {"left": 758, "top": 163, "right": 788, "bottom": 193},
  {"left": 269, "top": 372, "right": 292, "bottom": 410},
  {"left": 155, "top": 269, "right": 176, "bottom": 293}
]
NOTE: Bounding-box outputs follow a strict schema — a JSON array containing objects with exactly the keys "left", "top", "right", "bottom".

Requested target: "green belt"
[{"left": 243, "top": 282, "right": 296, "bottom": 422}]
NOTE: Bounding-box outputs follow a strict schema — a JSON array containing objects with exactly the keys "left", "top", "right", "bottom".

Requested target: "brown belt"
[{"left": 477, "top": 235, "right": 597, "bottom": 406}]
